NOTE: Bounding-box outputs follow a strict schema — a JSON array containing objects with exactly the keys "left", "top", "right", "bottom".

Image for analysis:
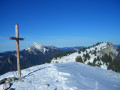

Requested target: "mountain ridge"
[
  {"left": 51, "top": 42, "right": 120, "bottom": 72},
  {"left": 0, "top": 42, "right": 120, "bottom": 89},
  {"left": 0, "top": 42, "right": 120, "bottom": 75},
  {"left": 0, "top": 42, "right": 83, "bottom": 75}
]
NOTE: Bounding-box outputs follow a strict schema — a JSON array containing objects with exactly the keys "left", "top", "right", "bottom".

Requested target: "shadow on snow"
[{"left": 23, "top": 66, "right": 51, "bottom": 78}]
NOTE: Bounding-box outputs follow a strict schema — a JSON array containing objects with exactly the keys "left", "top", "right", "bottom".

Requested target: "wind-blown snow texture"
[{"left": 0, "top": 62, "right": 120, "bottom": 90}]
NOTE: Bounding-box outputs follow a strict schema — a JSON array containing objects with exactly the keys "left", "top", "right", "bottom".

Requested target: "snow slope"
[
  {"left": 51, "top": 42, "right": 119, "bottom": 70},
  {"left": 51, "top": 43, "right": 109, "bottom": 63},
  {"left": 52, "top": 52, "right": 79, "bottom": 63},
  {"left": 0, "top": 62, "right": 120, "bottom": 90}
]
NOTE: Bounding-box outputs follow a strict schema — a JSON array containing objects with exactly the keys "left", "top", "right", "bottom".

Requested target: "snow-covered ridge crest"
[
  {"left": 52, "top": 42, "right": 109, "bottom": 63},
  {"left": 51, "top": 42, "right": 120, "bottom": 71}
]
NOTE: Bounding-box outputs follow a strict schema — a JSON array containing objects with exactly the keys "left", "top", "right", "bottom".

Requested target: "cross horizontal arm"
[{"left": 9, "top": 37, "right": 24, "bottom": 40}]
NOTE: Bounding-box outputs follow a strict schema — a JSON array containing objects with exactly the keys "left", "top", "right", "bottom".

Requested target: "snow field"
[
  {"left": 9, "top": 64, "right": 73, "bottom": 90},
  {"left": 0, "top": 42, "right": 120, "bottom": 90},
  {"left": 0, "top": 62, "right": 120, "bottom": 90}
]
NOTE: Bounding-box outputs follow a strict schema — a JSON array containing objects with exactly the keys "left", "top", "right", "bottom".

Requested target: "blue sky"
[{"left": 0, "top": 0, "right": 120, "bottom": 52}]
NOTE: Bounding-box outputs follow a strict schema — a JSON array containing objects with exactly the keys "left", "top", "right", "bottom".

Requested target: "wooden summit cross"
[{"left": 9, "top": 24, "right": 24, "bottom": 79}]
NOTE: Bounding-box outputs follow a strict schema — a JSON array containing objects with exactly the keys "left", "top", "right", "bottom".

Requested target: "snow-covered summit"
[
  {"left": 32, "top": 42, "right": 45, "bottom": 50},
  {"left": 25, "top": 42, "right": 58, "bottom": 54},
  {"left": 82, "top": 42, "right": 119, "bottom": 58}
]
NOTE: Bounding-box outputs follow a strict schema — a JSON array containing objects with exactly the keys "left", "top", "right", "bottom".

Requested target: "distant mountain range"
[
  {"left": 1, "top": 42, "right": 120, "bottom": 75},
  {"left": 0, "top": 42, "right": 84, "bottom": 75}
]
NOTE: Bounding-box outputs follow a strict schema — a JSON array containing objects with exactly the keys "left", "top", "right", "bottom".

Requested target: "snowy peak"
[
  {"left": 87, "top": 42, "right": 118, "bottom": 57},
  {"left": 94, "top": 42, "right": 119, "bottom": 58},
  {"left": 32, "top": 42, "right": 45, "bottom": 50},
  {"left": 32, "top": 42, "right": 48, "bottom": 53},
  {"left": 25, "top": 42, "right": 59, "bottom": 54},
  {"left": 25, "top": 42, "right": 47, "bottom": 54},
  {"left": 102, "top": 42, "right": 119, "bottom": 57}
]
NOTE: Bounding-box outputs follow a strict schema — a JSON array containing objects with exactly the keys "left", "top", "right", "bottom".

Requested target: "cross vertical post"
[
  {"left": 16, "top": 24, "right": 21, "bottom": 79},
  {"left": 9, "top": 24, "right": 24, "bottom": 79}
]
